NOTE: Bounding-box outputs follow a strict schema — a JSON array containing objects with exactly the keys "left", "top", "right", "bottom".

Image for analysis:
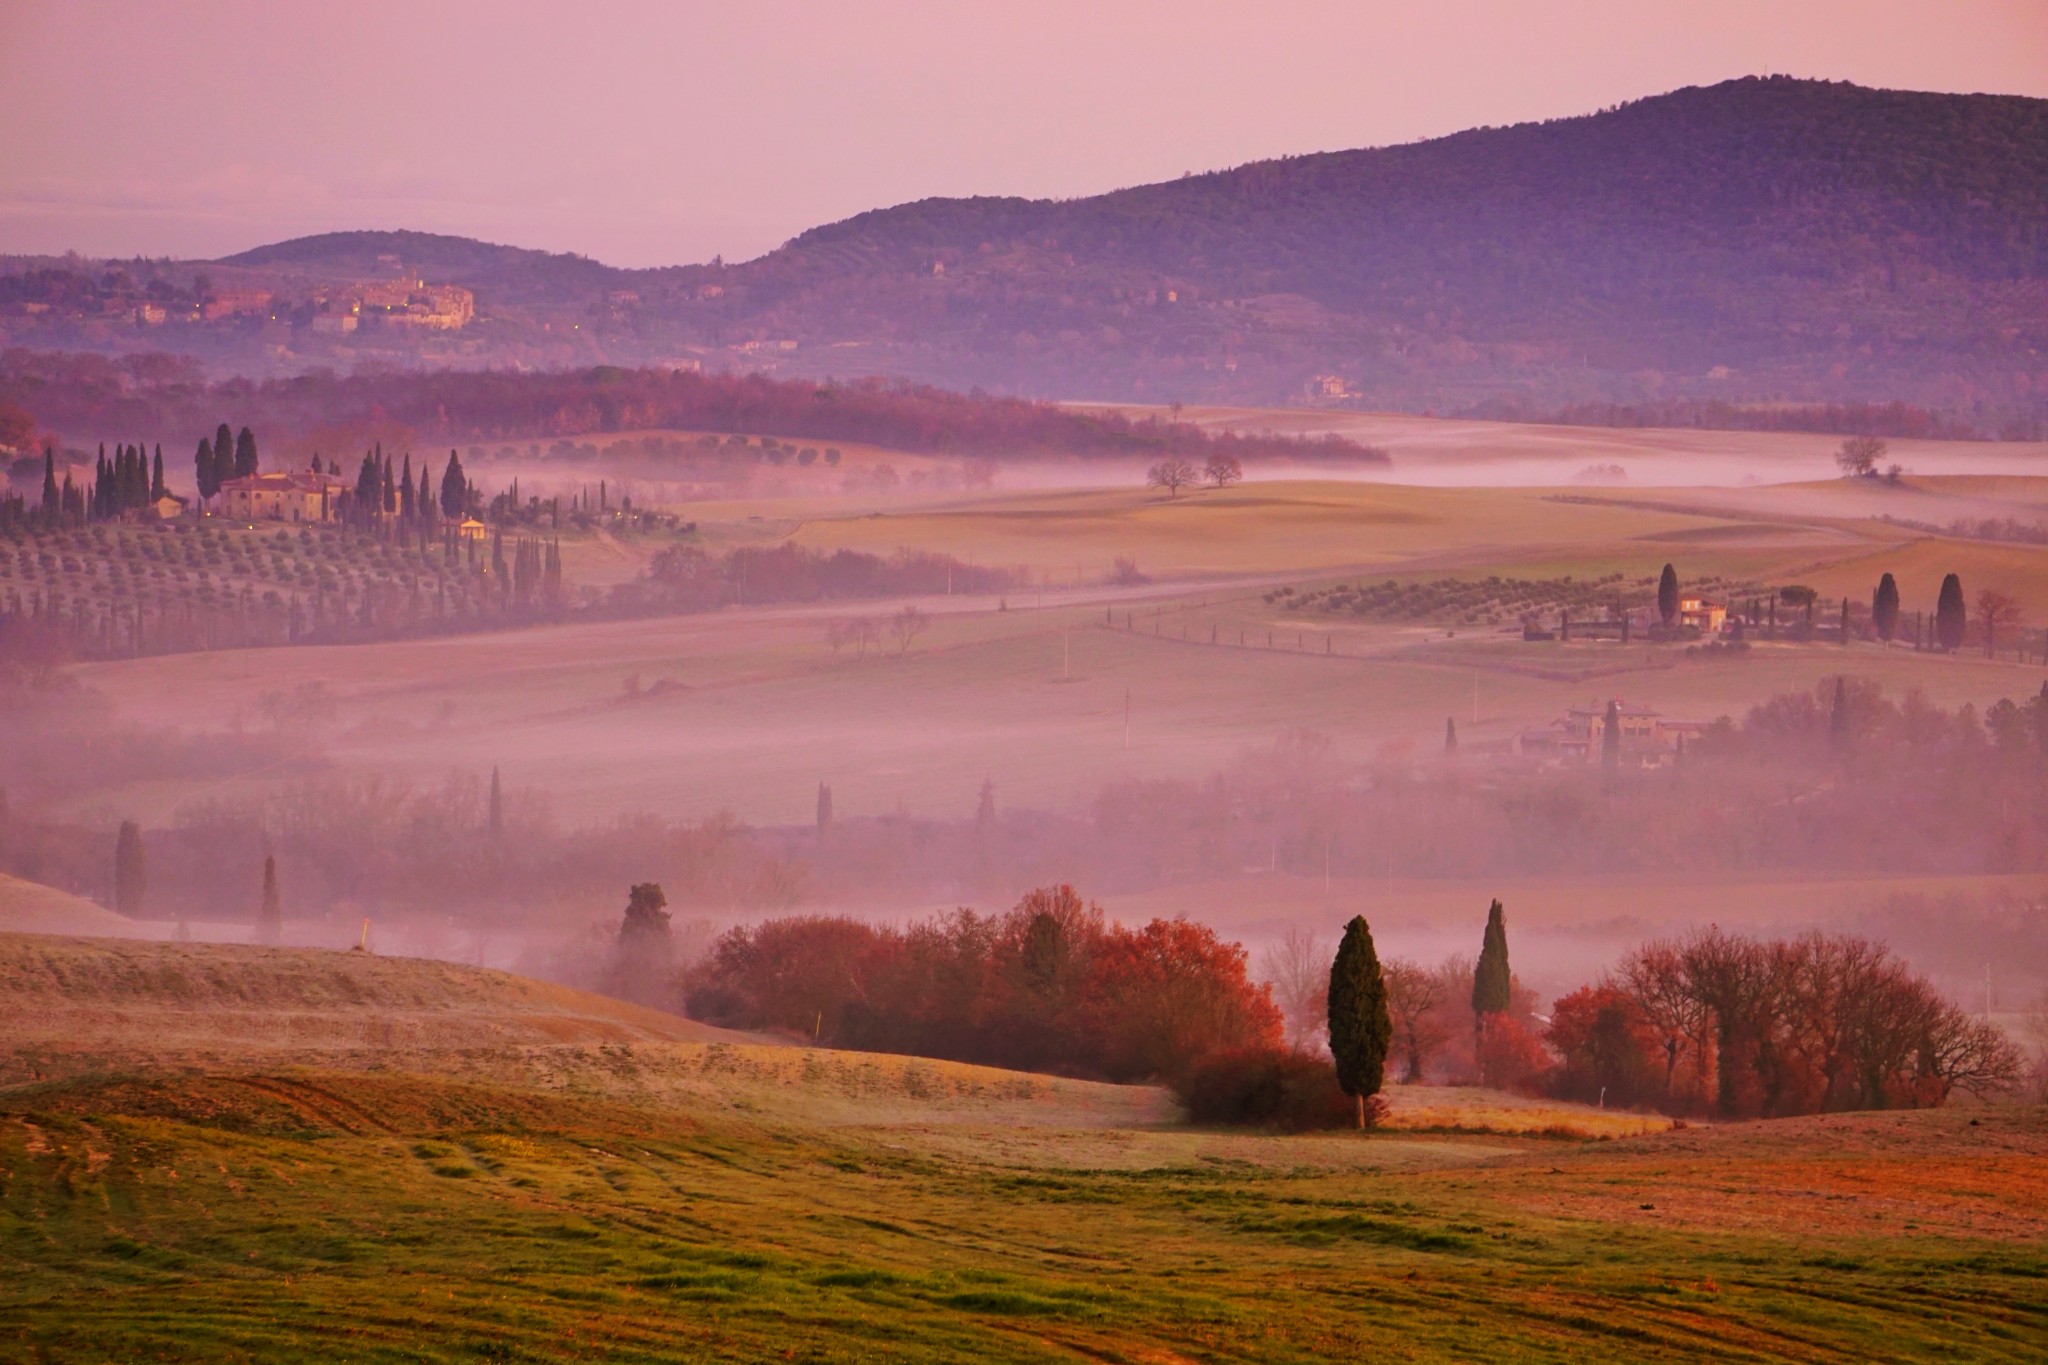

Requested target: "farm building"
[
  {"left": 214, "top": 470, "right": 349, "bottom": 524},
  {"left": 1678, "top": 595, "right": 1728, "bottom": 633},
  {"left": 1515, "top": 700, "right": 1707, "bottom": 767}
]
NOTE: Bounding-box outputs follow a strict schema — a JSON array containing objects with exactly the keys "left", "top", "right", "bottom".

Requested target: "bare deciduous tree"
[
  {"left": 888, "top": 605, "right": 928, "bottom": 655},
  {"left": 1146, "top": 458, "right": 1198, "bottom": 498},
  {"left": 1203, "top": 454, "right": 1242, "bottom": 488},
  {"left": 1259, "top": 925, "right": 1327, "bottom": 1050},
  {"left": 1975, "top": 589, "right": 2021, "bottom": 658},
  {"left": 1384, "top": 957, "right": 1450, "bottom": 1082}
]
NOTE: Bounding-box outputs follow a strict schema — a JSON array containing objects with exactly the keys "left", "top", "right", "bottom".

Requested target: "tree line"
[{"left": 2, "top": 352, "right": 1392, "bottom": 467}]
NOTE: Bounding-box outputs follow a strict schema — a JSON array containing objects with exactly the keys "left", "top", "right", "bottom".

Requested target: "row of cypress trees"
[
  {"left": 193, "top": 423, "right": 258, "bottom": 500},
  {"left": 1327, "top": 898, "right": 1511, "bottom": 1128}
]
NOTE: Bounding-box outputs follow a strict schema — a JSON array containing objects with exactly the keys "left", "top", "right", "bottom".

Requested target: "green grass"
[{"left": 2, "top": 1071, "right": 2043, "bottom": 1362}]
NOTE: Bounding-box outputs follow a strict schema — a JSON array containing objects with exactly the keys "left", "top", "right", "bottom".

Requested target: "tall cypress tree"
[
  {"left": 1444, "top": 716, "right": 1457, "bottom": 754},
  {"left": 1602, "top": 699, "right": 1622, "bottom": 770},
  {"left": 1935, "top": 574, "right": 1967, "bottom": 653},
  {"left": 1471, "top": 898, "right": 1511, "bottom": 1036},
  {"left": 440, "top": 450, "right": 467, "bottom": 519},
  {"left": 194, "top": 437, "right": 217, "bottom": 501},
  {"left": 113, "top": 820, "right": 147, "bottom": 917},
  {"left": 1872, "top": 573, "right": 1900, "bottom": 642},
  {"left": 40, "top": 446, "right": 57, "bottom": 516},
  {"left": 234, "top": 426, "right": 258, "bottom": 478},
  {"left": 1657, "top": 563, "right": 1679, "bottom": 627},
  {"left": 1829, "top": 675, "right": 1853, "bottom": 752},
  {"left": 488, "top": 766, "right": 503, "bottom": 838},
  {"left": 1327, "top": 914, "right": 1392, "bottom": 1129},
  {"left": 256, "top": 855, "right": 282, "bottom": 944},
  {"left": 213, "top": 424, "right": 235, "bottom": 489},
  {"left": 399, "top": 454, "right": 415, "bottom": 519}
]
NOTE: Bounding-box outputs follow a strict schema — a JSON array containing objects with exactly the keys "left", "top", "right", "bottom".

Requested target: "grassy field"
[{"left": 1, "top": 934, "right": 2042, "bottom": 1363}]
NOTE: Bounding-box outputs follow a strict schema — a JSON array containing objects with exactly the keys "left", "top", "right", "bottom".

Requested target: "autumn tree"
[
  {"left": 1871, "top": 572, "right": 1900, "bottom": 642},
  {"left": 1657, "top": 563, "right": 1679, "bottom": 627},
  {"left": 1935, "top": 573, "right": 1967, "bottom": 652},
  {"left": 113, "top": 820, "right": 146, "bottom": 917},
  {"left": 1327, "top": 915, "right": 1392, "bottom": 1128}
]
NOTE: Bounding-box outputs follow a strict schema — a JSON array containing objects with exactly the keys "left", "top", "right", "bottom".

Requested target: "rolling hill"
[{"left": 4, "top": 77, "right": 2044, "bottom": 423}]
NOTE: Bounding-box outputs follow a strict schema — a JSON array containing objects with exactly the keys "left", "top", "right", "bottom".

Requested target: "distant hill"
[
  {"left": 716, "top": 76, "right": 2047, "bottom": 414},
  {"left": 4, "top": 77, "right": 2043, "bottom": 426}
]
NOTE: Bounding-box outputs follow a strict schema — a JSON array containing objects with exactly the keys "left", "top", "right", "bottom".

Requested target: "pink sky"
[{"left": 2, "top": 0, "right": 2045, "bottom": 269}]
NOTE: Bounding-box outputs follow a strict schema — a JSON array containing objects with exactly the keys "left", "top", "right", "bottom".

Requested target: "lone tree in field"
[
  {"left": 1471, "top": 899, "right": 1511, "bottom": 1049},
  {"left": 1443, "top": 717, "right": 1457, "bottom": 754},
  {"left": 113, "top": 820, "right": 146, "bottom": 917},
  {"left": 1976, "top": 589, "right": 2020, "bottom": 660},
  {"left": 488, "top": 766, "right": 504, "bottom": 838},
  {"left": 1327, "top": 915, "right": 1392, "bottom": 1129},
  {"left": 1835, "top": 435, "right": 1886, "bottom": 478},
  {"left": 256, "top": 855, "right": 282, "bottom": 944},
  {"left": 1146, "top": 457, "right": 1197, "bottom": 498},
  {"left": 889, "top": 605, "right": 928, "bottom": 654},
  {"left": 608, "top": 882, "right": 675, "bottom": 1008},
  {"left": 1203, "top": 454, "right": 1242, "bottom": 488},
  {"left": 1935, "top": 573, "right": 1967, "bottom": 653},
  {"left": 1872, "top": 573, "right": 1900, "bottom": 643},
  {"left": 1657, "top": 563, "right": 1680, "bottom": 628}
]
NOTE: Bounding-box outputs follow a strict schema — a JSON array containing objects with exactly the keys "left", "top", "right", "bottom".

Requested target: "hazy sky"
[{"left": 3, "top": 0, "right": 2045, "bottom": 268}]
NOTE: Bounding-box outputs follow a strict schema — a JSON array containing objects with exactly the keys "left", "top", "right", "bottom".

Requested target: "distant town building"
[
  {"left": 457, "top": 517, "right": 490, "bottom": 542},
  {"left": 355, "top": 278, "right": 475, "bottom": 330},
  {"left": 1306, "top": 373, "right": 1353, "bottom": 399},
  {"left": 214, "top": 470, "right": 349, "bottom": 524},
  {"left": 202, "top": 289, "right": 275, "bottom": 320}
]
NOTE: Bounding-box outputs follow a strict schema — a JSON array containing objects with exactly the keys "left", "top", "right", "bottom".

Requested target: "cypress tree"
[
  {"left": 488, "top": 765, "right": 503, "bottom": 837},
  {"left": 1444, "top": 716, "right": 1457, "bottom": 754},
  {"left": 113, "top": 820, "right": 147, "bottom": 917},
  {"left": 1657, "top": 563, "right": 1679, "bottom": 627},
  {"left": 255, "top": 854, "right": 282, "bottom": 944},
  {"left": 816, "top": 783, "right": 833, "bottom": 833},
  {"left": 1829, "top": 675, "right": 1853, "bottom": 753},
  {"left": 151, "top": 445, "right": 165, "bottom": 501},
  {"left": 1471, "top": 898, "right": 1511, "bottom": 1032},
  {"left": 234, "top": 426, "right": 258, "bottom": 478},
  {"left": 1327, "top": 914, "right": 1392, "bottom": 1128},
  {"left": 1602, "top": 699, "right": 1622, "bottom": 770},
  {"left": 213, "top": 424, "right": 234, "bottom": 489},
  {"left": 440, "top": 450, "right": 466, "bottom": 519},
  {"left": 419, "top": 464, "right": 435, "bottom": 525},
  {"left": 41, "top": 446, "right": 57, "bottom": 515},
  {"left": 194, "top": 437, "right": 217, "bottom": 501},
  {"left": 399, "top": 454, "right": 415, "bottom": 519},
  {"left": 1872, "top": 572, "right": 1900, "bottom": 642},
  {"left": 1935, "top": 574, "right": 1967, "bottom": 653}
]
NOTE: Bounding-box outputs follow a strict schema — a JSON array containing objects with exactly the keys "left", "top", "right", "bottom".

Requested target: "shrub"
[{"left": 1174, "top": 1047, "right": 1355, "bottom": 1131}]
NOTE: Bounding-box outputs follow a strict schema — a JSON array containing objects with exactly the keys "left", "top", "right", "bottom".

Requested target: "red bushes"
[
  {"left": 684, "top": 885, "right": 1282, "bottom": 1084},
  {"left": 1174, "top": 1048, "right": 1354, "bottom": 1132}
]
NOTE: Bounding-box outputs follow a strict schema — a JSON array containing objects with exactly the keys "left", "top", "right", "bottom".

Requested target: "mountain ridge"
[{"left": 6, "top": 76, "right": 2044, "bottom": 423}]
